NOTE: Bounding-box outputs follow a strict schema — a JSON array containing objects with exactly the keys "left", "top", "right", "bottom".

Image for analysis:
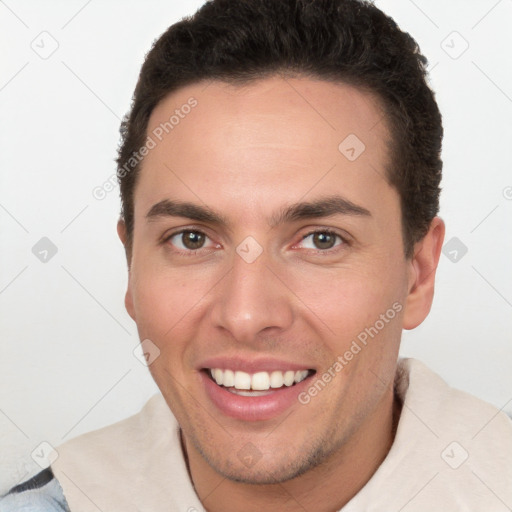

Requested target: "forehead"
[{"left": 135, "top": 76, "right": 395, "bottom": 221}]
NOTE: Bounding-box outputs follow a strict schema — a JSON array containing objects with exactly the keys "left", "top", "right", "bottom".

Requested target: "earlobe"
[
  {"left": 402, "top": 217, "right": 445, "bottom": 330},
  {"left": 124, "top": 283, "right": 136, "bottom": 322}
]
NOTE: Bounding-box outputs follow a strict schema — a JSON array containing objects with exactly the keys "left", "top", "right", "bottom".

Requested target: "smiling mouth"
[{"left": 205, "top": 368, "right": 316, "bottom": 396}]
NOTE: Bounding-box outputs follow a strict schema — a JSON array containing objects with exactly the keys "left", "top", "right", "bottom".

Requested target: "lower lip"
[{"left": 200, "top": 371, "right": 313, "bottom": 422}]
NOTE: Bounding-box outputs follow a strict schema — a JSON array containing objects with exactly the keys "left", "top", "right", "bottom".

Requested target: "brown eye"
[
  {"left": 181, "top": 231, "right": 205, "bottom": 249},
  {"left": 299, "top": 231, "right": 343, "bottom": 251},
  {"left": 169, "top": 230, "right": 208, "bottom": 250},
  {"left": 313, "top": 232, "right": 337, "bottom": 249}
]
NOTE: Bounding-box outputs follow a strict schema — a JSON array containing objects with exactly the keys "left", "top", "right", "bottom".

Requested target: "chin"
[{"left": 192, "top": 430, "right": 337, "bottom": 485}]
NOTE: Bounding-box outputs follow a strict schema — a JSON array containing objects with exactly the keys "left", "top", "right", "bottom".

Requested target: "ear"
[
  {"left": 117, "top": 218, "right": 127, "bottom": 245},
  {"left": 117, "top": 218, "right": 133, "bottom": 266},
  {"left": 402, "top": 217, "right": 445, "bottom": 330},
  {"left": 117, "top": 219, "right": 136, "bottom": 321}
]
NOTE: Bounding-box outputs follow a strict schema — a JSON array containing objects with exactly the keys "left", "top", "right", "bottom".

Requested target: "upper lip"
[{"left": 198, "top": 356, "right": 315, "bottom": 373}]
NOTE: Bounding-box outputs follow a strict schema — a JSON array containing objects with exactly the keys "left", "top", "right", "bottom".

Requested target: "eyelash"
[
  {"left": 296, "top": 229, "right": 348, "bottom": 252},
  {"left": 162, "top": 229, "right": 218, "bottom": 256}
]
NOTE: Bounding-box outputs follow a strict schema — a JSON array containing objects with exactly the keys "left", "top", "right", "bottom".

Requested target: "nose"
[{"left": 210, "top": 249, "right": 294, "bottom": 345}]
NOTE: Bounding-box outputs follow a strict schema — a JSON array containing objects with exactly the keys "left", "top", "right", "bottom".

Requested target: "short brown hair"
[{"left": 117, "top": 0, "right": 443, "bottom": 259}]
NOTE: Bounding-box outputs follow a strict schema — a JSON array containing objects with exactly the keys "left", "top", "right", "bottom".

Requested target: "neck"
[{"left": 184, "top": 388, "right": 401, "bottom": 512}]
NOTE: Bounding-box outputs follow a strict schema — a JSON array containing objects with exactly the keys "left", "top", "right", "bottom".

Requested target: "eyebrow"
[
  {"left": 145, "top": 195, "right": 371, "bottom": 227},
  {"left": 146, "top": 200, "right": 226, "bottom": 225},
  {"left": 270, "top": 196, "right": 371, "bottom": 227}
]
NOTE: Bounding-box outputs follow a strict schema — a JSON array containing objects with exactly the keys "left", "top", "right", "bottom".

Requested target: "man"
[{"left": 2, "top": 0, "right": 511, "bottom": 510}]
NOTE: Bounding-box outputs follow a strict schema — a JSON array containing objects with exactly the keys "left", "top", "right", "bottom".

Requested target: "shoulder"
[
  {"left": 0, "top": 469, "right": 70, "bottom": 512},
  {"left": 54, "top": 393, "right": 176, "bottom": 466}
]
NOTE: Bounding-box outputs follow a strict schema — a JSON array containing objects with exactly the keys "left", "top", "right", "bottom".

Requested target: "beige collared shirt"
[{"left": 52, "top": 358, "right": 512, "bottom": 511}]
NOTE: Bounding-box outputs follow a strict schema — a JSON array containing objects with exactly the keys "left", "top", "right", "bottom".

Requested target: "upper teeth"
[{"left": 209, "top": 369, "right": 310, "bottom": 391}]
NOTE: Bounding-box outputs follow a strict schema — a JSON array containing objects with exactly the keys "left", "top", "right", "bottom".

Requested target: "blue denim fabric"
[{"left": 0, "top": 478, "right": 70, "bottom": 512}]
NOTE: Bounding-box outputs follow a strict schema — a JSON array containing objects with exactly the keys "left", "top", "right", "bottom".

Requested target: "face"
[{"left": 122, "top": 76, "right": 417, "bottom": 484}]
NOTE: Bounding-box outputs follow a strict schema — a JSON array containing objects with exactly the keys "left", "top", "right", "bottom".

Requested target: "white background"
[{"left": 1, "top": 0, "right": 511, "bottom": 494}]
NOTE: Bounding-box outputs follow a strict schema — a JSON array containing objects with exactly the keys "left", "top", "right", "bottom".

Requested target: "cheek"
[
  {"left": 130, "top": 267, "right": 210, "bottom": 341},
  {"left": 130, "top": 271, "right": 210, "bottom": 393},
  {"left": 287, "top": 261, "right": 407, "bottom": 357},
  {"left": 294, "top": 264, "right": 404, "bottom": 321}
]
